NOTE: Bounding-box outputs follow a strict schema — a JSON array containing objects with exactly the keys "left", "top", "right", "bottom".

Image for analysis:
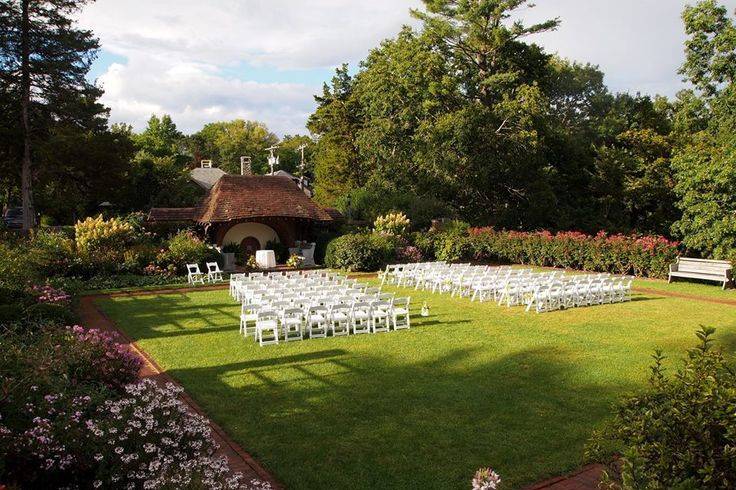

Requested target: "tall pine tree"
[{"left": 0, "top": 0, "right": 99, "bottom": 229}]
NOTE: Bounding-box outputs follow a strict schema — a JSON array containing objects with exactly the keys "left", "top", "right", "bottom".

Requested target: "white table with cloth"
[{"left": 255, "top": 250, "right": 277, "bottom": 269}]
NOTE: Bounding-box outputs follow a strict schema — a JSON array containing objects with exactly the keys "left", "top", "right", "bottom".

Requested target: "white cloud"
[
  {"left": 79, "top": 0, "right": 736, "bottom": 135},
  {"left": 78, "top": 0, "right": 422, "bottom": 135}
]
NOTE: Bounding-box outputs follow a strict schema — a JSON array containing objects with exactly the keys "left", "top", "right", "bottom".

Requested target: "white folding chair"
[
  {"left": 187, "top": 264, "right": 206, "bottom": 285},
  {"left": 350, "top": 302, "right": 371, "bottom": 335},
  {"left": 281, "top": 308, "right": 304, "bottom": 342},
  {"left": 206, "top": 262, "right": 224, "bottom": 283},
  {"left": 329, "top": 304, "right": 351, "bottom": 337},
  {"left": 391, "top": 297, "right": 411, "bottom": 330},
  {"left": 370, "top": 301, "right": 391, "bottom": 333},
  {"left": 307, "top": 306, "right": 329, "bottom": 339},
  {"left": 255, "top": 311, "right": 280, "bottom": 346}
]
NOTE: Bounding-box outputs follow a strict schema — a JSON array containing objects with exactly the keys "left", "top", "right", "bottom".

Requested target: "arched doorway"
[{"left": 240, "top": 236, "right": 261, "bottom": 257}]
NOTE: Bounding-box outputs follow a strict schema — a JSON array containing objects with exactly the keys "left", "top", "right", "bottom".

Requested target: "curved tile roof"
[{"left": 195, "top": 175, "right": 333, "bottom": 223}]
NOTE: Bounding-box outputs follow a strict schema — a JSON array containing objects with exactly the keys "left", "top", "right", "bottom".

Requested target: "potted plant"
[{"left": 221, "top": 242, "right": 239, "bottom": 271}]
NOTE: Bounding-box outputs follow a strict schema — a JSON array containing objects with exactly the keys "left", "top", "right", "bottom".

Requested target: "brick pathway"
[
  {"left": 524, "top": 464, "right": 605, "bottom": 490},
  {"left": 77, "top": 295, "right": 281, "bottom": 489}
]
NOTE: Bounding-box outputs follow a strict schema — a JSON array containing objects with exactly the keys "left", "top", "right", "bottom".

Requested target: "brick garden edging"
[{"left": 77, "top": 294, "right": 282, "bottom": 489}]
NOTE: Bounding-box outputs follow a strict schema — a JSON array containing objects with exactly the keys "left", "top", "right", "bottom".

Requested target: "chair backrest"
[
  {"left": 394, "top": 297, "right": 410, "bottom": 308},
  {"left": 187, "top": 263, "right": 201, "bottom": 274},
  {"left": 309, "top": 305, "right": 328, "bottom": 316},
  {"left": 371, "top": 300, "right": 391, "bottom": 311},
  {"left": 257, "top": 310, "right": 278, "bottom": 321},
  {"left": 351, "top": 301, "right": 370, "bottom": 312},
  {"left": 282, "top": 307, "right": 303, "bottom": 319},
  {"left": 206, "top": 262, "right": 221, "bottom": 273}
]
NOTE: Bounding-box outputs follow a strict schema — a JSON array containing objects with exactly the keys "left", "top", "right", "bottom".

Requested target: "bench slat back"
[{"left": 677, "top": 258, "right": 731, "bottom": 274}]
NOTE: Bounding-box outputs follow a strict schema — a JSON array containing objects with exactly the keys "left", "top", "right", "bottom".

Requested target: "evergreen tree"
[{"left": 0, "top": 0, "right": 100, "bottom": 229}]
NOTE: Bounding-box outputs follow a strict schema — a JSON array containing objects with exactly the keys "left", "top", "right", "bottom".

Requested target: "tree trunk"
[{"left": 20, "top": 0, "right": 35, "bottom": 230}]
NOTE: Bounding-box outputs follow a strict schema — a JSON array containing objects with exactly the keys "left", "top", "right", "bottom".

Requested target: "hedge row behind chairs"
[{"left": 187, "top": 262, "right": 224, "bottom": 284}]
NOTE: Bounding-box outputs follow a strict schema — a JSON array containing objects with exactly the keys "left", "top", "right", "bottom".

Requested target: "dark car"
[{"left": 2, "top": 207, "right": 24, "bottom": 229}]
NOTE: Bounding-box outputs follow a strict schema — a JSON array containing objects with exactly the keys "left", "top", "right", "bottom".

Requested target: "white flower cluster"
[
  {"left": 89, "top": 379, "right": 271, "bottom": 490},
  {"left": 472, "top": 467, "right": 501, "bottom": 490}
]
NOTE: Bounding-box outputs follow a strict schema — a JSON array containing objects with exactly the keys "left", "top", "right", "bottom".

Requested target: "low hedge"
[
  {"left": 324, "top": 233, "right": 399, "bottom": 272},
  {"left": 463, "top": 229, "right": 679, "bottom": 279}
]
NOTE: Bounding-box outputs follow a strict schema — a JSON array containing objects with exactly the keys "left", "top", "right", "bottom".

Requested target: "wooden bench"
[{"left": 668, "top": 257, "right": 733, "bottom": 290}]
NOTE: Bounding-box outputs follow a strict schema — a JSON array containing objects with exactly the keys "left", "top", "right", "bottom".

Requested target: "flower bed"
[
  {"left": 0, "top": 299, "right": 270, "bottom": 488},
  {"left": 467, "top": 228, "right": 679, "bottom": 278}
]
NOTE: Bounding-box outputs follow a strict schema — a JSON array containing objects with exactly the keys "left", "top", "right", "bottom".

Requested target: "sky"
[{"left": 78, "top": 0, "right": 736, "bottom": 136}]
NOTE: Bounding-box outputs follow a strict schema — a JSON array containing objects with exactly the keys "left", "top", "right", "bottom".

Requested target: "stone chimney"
[{"left": 240, "top": 156, "right": 252, "bottom": 176}]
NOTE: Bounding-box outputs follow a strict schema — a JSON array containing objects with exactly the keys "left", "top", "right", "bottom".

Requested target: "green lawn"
[{"left": 96, "top": 280, "right": 736, "bottom": 489}]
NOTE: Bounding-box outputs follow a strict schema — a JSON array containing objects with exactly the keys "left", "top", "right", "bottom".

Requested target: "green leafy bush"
[
  {"left": 24, "top": 303, "right": 77, "bottom": 326},
  {"left": 266, "top": 239, "right": 290, "bottom": 263},
  {"left": 159, "top": 231, "right": 213, "bottom": 273},
  {"left": 586, "top": 327, "right": 736, "bottom": 489},
  {"left": 325, "top": 233, "right": 399, "bottom": 271},
  {"left": 465, "top": 228, "right": 679, "bottom": 278},
  {"left": 0, "top": 304, "right": 24, "bottom": 325}
]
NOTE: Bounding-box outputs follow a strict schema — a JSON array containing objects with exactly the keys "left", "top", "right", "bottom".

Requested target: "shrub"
[
  {"left": 1, "top": 377, "right": 263, "bottom": 489},
  {"left": 0, "top": 304, "right": 24, "bottom": 324},
  {"left": 65, "top": 326, "right": 143, "bottom": 391},
  {"left": 586, "top": 327, "right": 736, "bottom": 489},
  {"left": 397, "top": 245, "right": 423, "bottom": 263},
  {"left": 75, "top": 215, "right": 135, "bottom": 254},
  {"left": 266, "top": 239, "right": 290, "bottom": 263},
  {"left": 160, "top": 231, "right": 212, "bottom": 273},
  {"left": 465, "top": 228, "right": 678, "bottom": 278},
  {"left": 30, "top": 230, "right": 75, "bottom": 276},
  {"left": 325, "top": 233, "right": 398, "bottom": 272},
  {"left": 410, "top": 231, "right": 439, "bottom": 261},
  {"left": 374, "top": 211, "right": 411, "bottom": 236},
  {"left": 0, "top": 241, "right": 35, "bottom": 288},
  {"left": 86, "top": 379, "right": 265, "bottom": 489},
  {"left": 24, "top": 303, "right": 77, "bottom": 325}
]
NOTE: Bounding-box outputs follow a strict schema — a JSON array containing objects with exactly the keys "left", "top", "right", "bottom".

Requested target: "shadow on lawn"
[{"left": 168, "top": 345, "right": 634, "bottom": 490}]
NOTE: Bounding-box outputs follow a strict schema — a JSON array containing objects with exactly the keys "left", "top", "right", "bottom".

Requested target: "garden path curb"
[
  {"left": 77, "top": 295, "right": 283, "bottom": 489},
  {"left": 524, "top": 464, "right": 605, "bottom": 490}
]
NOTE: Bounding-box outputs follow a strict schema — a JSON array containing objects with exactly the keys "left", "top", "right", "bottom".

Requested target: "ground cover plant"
[{"left": 97, "top": 280, "right": 736, "bottom": 489}]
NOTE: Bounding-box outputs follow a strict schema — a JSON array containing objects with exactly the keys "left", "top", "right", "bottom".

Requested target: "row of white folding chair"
[
  {"left": 188, "top": 262, "right": 225, "bottom": 285},
  {"left": 233, "top": 278, "right": 366, "bottom": 303},
  {"left": 238, "top": 283, "right": 379, "bottom": 307},
  {"left": 525, "top": 278, "right": 632, "bottom": 312},
  {"left": 251, "top": 298, "right": 411, "bottom": 346},
  {"left": 241, "top": 291, "right": 395, "bottom": 328}
]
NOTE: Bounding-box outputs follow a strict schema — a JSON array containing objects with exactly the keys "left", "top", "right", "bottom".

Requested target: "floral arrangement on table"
[{"left": 245, "top": 255, "right": 260, "bottom": 271}]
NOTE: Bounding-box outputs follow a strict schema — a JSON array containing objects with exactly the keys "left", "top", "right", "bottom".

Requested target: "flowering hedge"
[
  {"left": 466, "top": 229, "right": 679, "bottom": 278},
  {"left": 1, "top": 322, "right": 270, "bottom": 489}
]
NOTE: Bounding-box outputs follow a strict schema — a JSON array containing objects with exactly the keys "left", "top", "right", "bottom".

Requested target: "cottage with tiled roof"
[{"left": 148, "top": 166, "right": 339, "bottom": 255}]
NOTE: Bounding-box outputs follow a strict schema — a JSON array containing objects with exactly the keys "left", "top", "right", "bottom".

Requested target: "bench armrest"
[{"left": 669, "top": 263, "right": 678, "bottom": 273}]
